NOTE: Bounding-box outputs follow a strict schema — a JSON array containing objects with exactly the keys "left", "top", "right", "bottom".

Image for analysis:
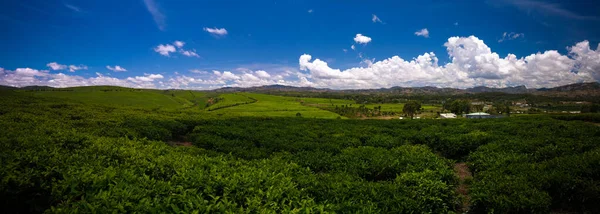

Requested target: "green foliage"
[
  {"left": 1, "top": 89, "right": 599, "bottom": 213},
  {"left": 448, "top": 99, "right": 472, "bottom": 115},
  {"left": 402, "top": 100, "right": 421, "bottom": 119}
]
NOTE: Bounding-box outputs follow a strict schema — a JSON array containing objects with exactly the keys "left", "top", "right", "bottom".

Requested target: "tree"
[
  {"left": 403, "top": 101, "right": 422, "bottom": 119},
  {"left": 296, "top": 112, "right": 302, "bottom": 117},
  {"left": 449, "top": 100, "right": 471, "bottom": 115}
]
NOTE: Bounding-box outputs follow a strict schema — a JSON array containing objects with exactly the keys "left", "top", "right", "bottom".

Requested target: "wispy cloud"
[
  {"left": 415, "top": 28, "right": 429, "bottom": 38},
  {"left": 500, "top": 0, "right": 599, "bottom": 21},
  {"left": 47, "top": 62, "right": 87, "bottom": 72},
  {"left": 498, "top": 32, "right": 524, "bottom": 42},
  {"left": 372, "top": 14, "right": 383, "bottom": 23},
  {"left": 64, "top": 4, "right": 81, "bottom": 13},
  {"left": 180, "top": 49, "right": 200, "bottom": 58},
  {"left": 143, "top": 0, "right": 166, "bottom": 31},
  {"left": 308, "top": 9, "right": 313, "bottom": 13},
  {"left": 204, "top": 27, "right": 228, "bottom": 36},
  {"left": 47, "top": 62, "right": 67, "bottom": 70},
  {"left": 68, "top": 65, "right": 88, "bottom": 72},
  {"left": 106, "top": 65, "right": 127, "bottom": 72}
]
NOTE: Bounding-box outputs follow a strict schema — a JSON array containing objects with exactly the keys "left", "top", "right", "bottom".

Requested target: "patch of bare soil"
[{"left": 454, "top": 162, "right": 472, "bottom": 213}]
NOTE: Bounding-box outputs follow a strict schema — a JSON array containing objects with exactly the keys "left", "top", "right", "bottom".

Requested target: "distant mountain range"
[
  {"left": 213, "top": 82, "right": 600, "bottom": 97},
  {"left": 2, "top": 82, "right": 599, "bottom": 97}
]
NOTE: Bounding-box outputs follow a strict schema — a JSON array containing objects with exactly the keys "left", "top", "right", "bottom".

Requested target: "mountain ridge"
[{"left": 2, "top": 82, "right": 599, "bottom": 97}]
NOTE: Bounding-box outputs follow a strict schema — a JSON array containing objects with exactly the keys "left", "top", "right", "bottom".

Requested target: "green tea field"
[{"left": 1, "top": 87, "right": 599, "bottom": 213}]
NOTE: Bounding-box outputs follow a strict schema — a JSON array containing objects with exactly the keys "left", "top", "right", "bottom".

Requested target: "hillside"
[{"left": 211, "top": 82, "right": 600, "bottom": 97}]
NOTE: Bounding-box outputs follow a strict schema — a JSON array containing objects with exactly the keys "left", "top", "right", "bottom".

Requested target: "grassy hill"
[
  {"left": 19, "top": 86, "right": 209, "bottom": 110},
  {"left": 206, "top": 93, "right": 257, "bottom": 111},
  {"left": 207, "top": 93, "right": 345, "bottom": 118}
]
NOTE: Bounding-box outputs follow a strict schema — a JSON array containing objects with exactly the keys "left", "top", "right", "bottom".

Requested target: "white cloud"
[
  {"left": 354, "top": 34, "right": 372, "bottom": 44},
  {"left": 68, "top": 65, "right": 88, "bottom": 72},
  {"left": 180, "top": 49, "right": 199, "bottom": 57},
  {"left": 106, "top": 65, "right": 127, "bottom": 72},
  {"left": 154, "top": 44, "right": 176, "bottom": 56},
  {"left": 308, "top": 9, "right": 313, "bottom": 13},
  {"left": 203, "top": 27, "right": 228, "bottom": 36},
  {"left": 126, "top": 74, "right": 164, "bottom": 86},
  {"left": 46, "top": 62, "right": 67, "bottom": 70},
  {"left": 221, "top": 71, "right": 240, "bottom": 81},
  {"left": 454, "top": 22, "right": 459, "bottom": 26},
  {"left": 255, "top": 70, "right": 271, "bottom": 78},
  {"left": 297, "top": 36, "right": 599, "bottom": 89},
  {"left": 498, "top": 32, "right": 524, "bottom": 42},
  {"left": 569, "top": 40, "right": 600, "bottom": 80},
  {"left": 372, "top": 14, "right": 382, "bottom": 23},
  {"left": 351, "top": 45, "right": 356, "bottom": 50},
  {"left": 4, "top": 36, "right": 600, "bottom": 90},
  {"left": 0, "top": 68, "right": 162, "bottom": 88},
  {"left": 47, "top": 62, "right": 87, "bottom": 72},
  {"left": 143, "top": 0, "right": 166, "bottom": 31},
  {"left": 173, "top": 41, "right": 185, "bottom": 48},
  {"left": 415, "top": 28, "right": 429, "bottom": 38},
  {"left": 343, "top": 49, "right": 348, "bottom": 53},
  {"left": 155, "top": 41, "right": 199, "bottom": 57},
  {"left": 189, "top": 69, "right": 207, "bottom": 74}
]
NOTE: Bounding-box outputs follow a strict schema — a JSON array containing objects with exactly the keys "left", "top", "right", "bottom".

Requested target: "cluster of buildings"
[{"left": 439, "top": 112, "right": 504, "bottom": 119}]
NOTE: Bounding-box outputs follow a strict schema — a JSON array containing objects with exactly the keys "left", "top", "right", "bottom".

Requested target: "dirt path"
[{"left": 454, "top": 162, "right": 472, "bottom": 213}]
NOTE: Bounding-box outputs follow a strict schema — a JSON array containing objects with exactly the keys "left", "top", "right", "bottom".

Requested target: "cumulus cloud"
[
  {"left": 127, "top": 74, "right": 163, "bottom": 84},
  {"left": 46, "top": 62, "right": 67, "bottom": 70},
  {"left": 180, "top": 49, "right": 199, "bottom": 57},
  {"left": 47, "top": 62, "right": 87, "bottom": 72},
  {"left": 498, "top": 32, "right": 524, "bottom": 42},
  {"left": 189, "top": 69, "right": 207, "bottom": 74},
  {"left": 155, "top": 41, "right": 199, "bottom": 57},
  {"left": 298, "top": 36, "right": 599, "bottom": 89},
  {"left": 154, "top": 44, "right": 177, "bottom": 56},
  {"left": 203, "top": 27, "right": 228, "bottom": 36},
  {"left": 4, "top": 36, "right": 600, "bottom": 90},
  {"left": 68, "top": 65, "right": 88, "bottom": 72},
  {"left": 255, "top": 70, "right": 271, "bottom": 78},
  {"left": 372, "top": 14, "right": 383, "bottom": 23},
  {"left": 106, "top": 65, "right": 127, "bottom": 72},
  {"left": 354, "top": 34, "right": 372, "bottom": 44},
  {"left": 0, "top": 68, "right": 165, "bottom": 88},
  {"left": 173, "top": 41, "right": 185, "bottom": 48},
  {"left": 415, "top": 28, "right": 429, "bottom": 38},
  {"left": 351, "top": 45, "right": 356, "bottom": 50}
]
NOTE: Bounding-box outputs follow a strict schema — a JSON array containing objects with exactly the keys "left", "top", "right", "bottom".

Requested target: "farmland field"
[
  {"left": 1, "top": 87, "right": 599, "bottom": 213},
  {"left": 208, "top": 93, "right": 345, "bottom": 118}
]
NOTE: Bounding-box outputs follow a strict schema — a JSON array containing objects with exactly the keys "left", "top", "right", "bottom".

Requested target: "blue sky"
[{"left": 1, "top": 0, "right": 599, "bottom": 89}]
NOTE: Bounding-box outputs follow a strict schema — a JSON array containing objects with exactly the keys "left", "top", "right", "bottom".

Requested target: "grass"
[
  {"left": 22, "top": 86, "right": 208, "bottom": 110},
  {"left": 208, "top": 93, "right": 344, "bottom": 118},
  {"left": 300, "top": 97, "right": 356, "bottom": 106},
  {"left": 206, "top": 93, "right": 256, "bottom": 110}
]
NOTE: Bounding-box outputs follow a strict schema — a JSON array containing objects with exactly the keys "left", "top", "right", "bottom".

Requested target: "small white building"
[
  {"left": 466, "top": 112, "right": 494, "bottom": 119},
  {"left": 440, "top": 113, "right": 457, "bottom": 119}
]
